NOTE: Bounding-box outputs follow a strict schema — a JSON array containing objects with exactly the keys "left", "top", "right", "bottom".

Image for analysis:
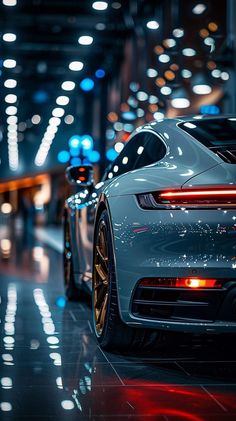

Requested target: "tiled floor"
[{"left": 1, "top": 225, "right": 236, "bottom": 420}]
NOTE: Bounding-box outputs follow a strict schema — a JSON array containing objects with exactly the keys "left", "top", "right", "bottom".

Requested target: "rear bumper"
[
  {"left": 125, "top": 317, "right": 236, "bottom": 333},
  {"left": 108, "top": 195, "right": 236, "bottom": 332},
  {"left": 126, "top": 280, "right": 236, "bottom": 333}
]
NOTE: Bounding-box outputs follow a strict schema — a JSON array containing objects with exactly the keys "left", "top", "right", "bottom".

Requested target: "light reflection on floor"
[{"left": 0, "top": 225, "right": 236, "bottom": 420}]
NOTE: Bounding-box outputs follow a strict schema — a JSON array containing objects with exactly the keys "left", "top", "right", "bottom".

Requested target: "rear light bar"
[
  {"left": 139, "top": 277, "right": 223, "bottom": 289},
  {"left": 137, "top": 187, "right": 236, "bottom": 209}
]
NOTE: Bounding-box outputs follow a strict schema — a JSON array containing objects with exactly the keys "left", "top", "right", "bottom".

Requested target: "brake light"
[
  {"left": 159, "top": 189, "right": 236, "bottom": 200},
  {"left": 137, "top": 187, "right": 236, "bottom": 209},
  {"left": 139, "top": 277, "right": 223, "bottom": 289}
]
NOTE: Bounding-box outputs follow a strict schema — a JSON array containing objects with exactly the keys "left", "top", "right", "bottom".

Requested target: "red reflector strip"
[{"left": 139, "top": 278, "right": 223, "bottom": 289}]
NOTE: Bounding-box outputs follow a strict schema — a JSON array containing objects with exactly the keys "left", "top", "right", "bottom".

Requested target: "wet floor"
[{"left": 1, "top": 225, "right": 236, "bottom": 420}]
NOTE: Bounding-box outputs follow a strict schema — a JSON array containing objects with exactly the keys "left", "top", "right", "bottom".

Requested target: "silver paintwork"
[{"left": 65, "top": 116, "right": 236, "bottom": 333}]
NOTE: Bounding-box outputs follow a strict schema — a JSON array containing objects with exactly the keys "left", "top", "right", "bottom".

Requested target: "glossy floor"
[{"left": 1, "top": 225, "right": 236, "bottom": 420}]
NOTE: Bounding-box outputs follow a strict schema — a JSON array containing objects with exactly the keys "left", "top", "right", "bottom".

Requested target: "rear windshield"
[{"left": 179, "top": 118, "right": 236, "bottom": 147}]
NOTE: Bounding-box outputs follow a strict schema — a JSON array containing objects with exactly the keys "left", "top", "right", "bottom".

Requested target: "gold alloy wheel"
[{"left": 94, "top": 221, "right": 109, "bottom": 336}]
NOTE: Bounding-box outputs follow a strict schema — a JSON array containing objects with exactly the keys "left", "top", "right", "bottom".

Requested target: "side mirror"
[{"left": 66, "top": 165, "right": 94, "bottom": 187}]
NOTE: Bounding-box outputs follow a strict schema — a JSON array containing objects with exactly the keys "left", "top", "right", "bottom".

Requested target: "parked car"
[{"left": 64, "top": 116, "right": 236, "bottom": 350}]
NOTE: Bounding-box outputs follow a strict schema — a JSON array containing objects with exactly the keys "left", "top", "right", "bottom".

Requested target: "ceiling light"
[
  {"left": 3, "top": 0, "right": 17, "bottom": 5},
  {"left": 163, "top": 38, "right": 176, "bottom": 48},
  {"left": 64, "top": 115, "right": 74, "bottom": 124},
  {"left": 122, "top": 111, "right": 136, "bottom": 121},
  {"left": 172, "top": 28, "right": 184, "bottom": 38},
  {"left": 111, "top": 2, "right": 121, "bottom": 9},
  {"left": 61, "top": 81, "right": 75, "bottom": 91},
  {"left": 208, "top": 21, "right": 218, "bottom": 32},
  {"left": 95, "top": 69, "right": 105, "bottom": 78},
  {"left": 92, "top": 1, "right": 108, "bottom": 10},
  {"left": 147, "top": 68, "right": 158, "bottom": 77},
  {"left": 113, "top": 122, "right": 123, "bottom": 130},
  {"left": 78, "top": 35, "right": 93, "bottom": 45},
  {"left": 182, "top": 48, "right": 196, "bottom": 56},
  {"left": 7, "top": 116, "right": 17, "bottom": 124},
  {"left": 69, "top": 61, "right": 84, "bottom": 71},
  {"left": 8, "top": 124, "right": 17, "bottom": 132},
  {"left": 58, "top": 150, "right": 70, "bottom": 164},
  {"left": 44, "top": 131, "right": 55, "bottom": 140},
  {"left": 5, "top": 94, "right": 17, "bottom": 104},
  {"left": 80, "top": 78, "right": 94, "bottom": 91},
  {"left": 3, "top": 33, "right": 16, "bottom": 42},
  {"left": 171, "top": 98, "right": 190, "bottom": 108},
  {"left": 221, "top": 71, "right": 229, "bottom": 81},
  {"left": 31, "top": 115, "right": 41, "bottom": 124},
  {"left": 192, "top": 84, "right": 212, "bottom": 94},
  {"left": 44, "top": 125, "right": 58, "bottom": 136},
  {"left": 137, "top": 91, "right": 148, "bottom": 101},
  {"left": 211, "top": 69, "right": 221, "bottom": 78},
  {"left": 136, "top": 108, "right": 145, "bottom": 117},
  {"left": 114, "top": 142, "right": 124, "bottom": 153},
  {"left": 192, "top": 3, "right": 206, "bottom": 14},
  {"left": 95, "top": 22, "right": 106, "bottom": 30},
  {"left": 4, "top": 79, "right": 17, "bottom": 88},
  {"left": 56, "top": 96, "right": 69, "bottom": 106},
  {"left": 149, "top": 95, "right": 158, "bottom": 104},
  {"left": 153, "top": 112, "right": 165, "bottom": 120},
  {"left": 5, "top": 106, "right": 17, "bottom": 115},
  {"left": 8, "top": 131, "right": 17, "bottom": 139},
  {"left": 49, "top": 117, "right": 61, "bottom": 126},
  {"left": 52, "top": 108, "right": 65, "bottom": 118},
  {"left": 146, "top": 20, "right": 159, "bottom": 30},
  {"left": 181, "top": 69, "right": 192, "bottom": 78},
  {"left": 160, "top": 86, "right": 172, "bottom": 95},
  {"left": 204, "top": 37, "right": 215, "bottom": 46},
  {"left": 158, "top": 54, "right": 170, "bottom": 63},
  {"left": 18, "top": 122, "right": 26, "bottom": 131},
  {"left": 3, "top": 59, "right": 16, "bottom": 68}
]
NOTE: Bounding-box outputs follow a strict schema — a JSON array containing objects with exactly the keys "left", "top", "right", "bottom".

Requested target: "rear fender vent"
[{"left": 210, "top": 146, "right": 236, "bottom": 164}]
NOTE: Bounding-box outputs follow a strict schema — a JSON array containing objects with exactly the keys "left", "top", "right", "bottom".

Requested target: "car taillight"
[
  {"left": 139, "top": 277, "right": 223, "bottom": 289},
  {"left": 137, "top": 187, "right": 236, "bottom": 209}
]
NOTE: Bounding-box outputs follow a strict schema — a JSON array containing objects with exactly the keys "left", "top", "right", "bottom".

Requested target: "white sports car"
[{"left": 64, "top": 116, "right": 236, "bottom": 350}]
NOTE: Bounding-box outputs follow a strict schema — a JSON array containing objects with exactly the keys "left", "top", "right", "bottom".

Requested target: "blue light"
[
  {"left": 57, "top": 150, "right": 70, "bottom": 163},
  {"left": 70, "top": 147, "right": 79, "bottom": 157},
  {"left": 106, "top": 148, "right": 118, "bottom": 161},
  {"left": 71, "top": 157, "right": 81, "bottom": 166},
  {"left": 82, "top": 148, "right": 91, "bottom": 157},
  {"left": 80, "top": 78, "right": 94, "bottom": 92},
  {"left": 200, "top": 105, "right": 220, "bottom": 115},
  {"left": 69, "top": 135, "right": 81, "bottom": 148},
  {"left": 88, "top": 150, "right": 100, "bottom": 163},
  {"left": 122, "top": 111, "right": 136, "bottom": 121},
  {"left": 95, "top": 69, "right": 105, "bottom": 78},
  {"left": 33, "top": 90, "right": 49, "bottom": 104},
  {"left": 56, "top": 296, "right": 66, "bottom": 308},
  {"left": 81, "top": 135, "right": 93, "bottom": 150},
  {"left": 106, "top": 129, "right": 115, "bottom": 140}
]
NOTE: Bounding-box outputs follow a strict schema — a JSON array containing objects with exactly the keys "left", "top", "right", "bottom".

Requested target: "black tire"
[
  {"left": 63, "top": 218, "right": 82, "bottom": 301},
  {"left": 92, "top": 209, "right": 161, "bottom": 351}
]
